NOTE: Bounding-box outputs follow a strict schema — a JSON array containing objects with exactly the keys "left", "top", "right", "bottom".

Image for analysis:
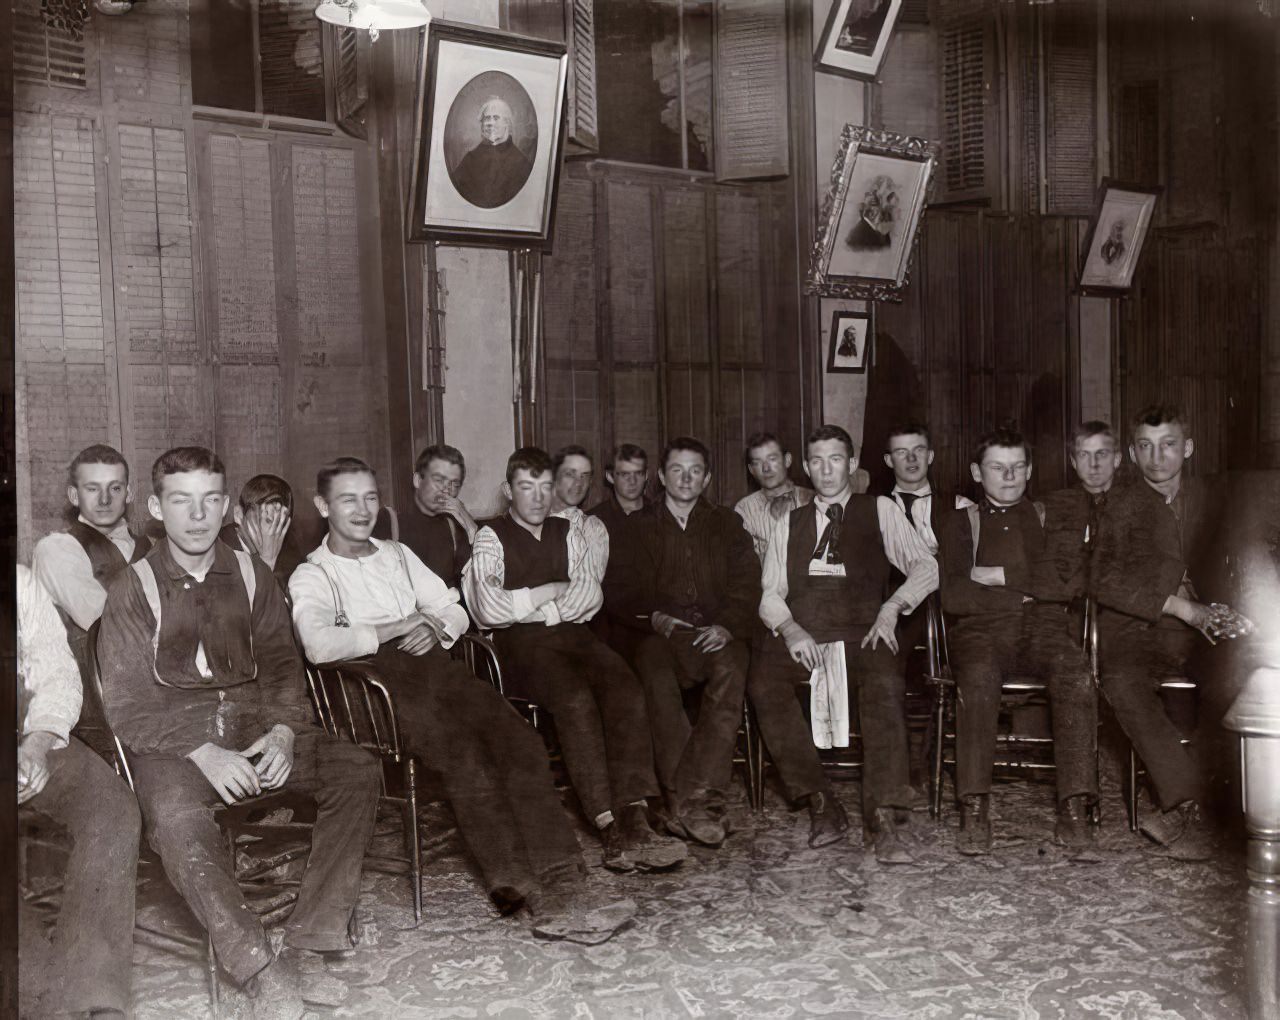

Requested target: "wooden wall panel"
[{"left": 607, "top": 181, "right": 658, "bottom": 364}]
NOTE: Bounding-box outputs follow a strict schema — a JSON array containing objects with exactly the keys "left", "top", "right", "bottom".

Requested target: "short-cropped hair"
[
  {"left": 1071, "top": 420, "right": 1118, "bottom": 447},
  {"left": 885, "top": 422, "right": 931, "bottom": 449},
  {"left": 316, "top": 457, "right": 376, "bottom": 500},
  {"left": 804, "top": 424, "right": 855, "bottom": 459},
  {"left": 610, "top": 443, "right": 648, "bottom": 470},
  {"left": 507, "top": 447, "right": 554, "bottom": 484},
  {"left": 552, "top": 444, "right": 593, "bottom": 475},
  {"left": 743, "top": 431, "right": 784, "bottom": 465},
  {"left": 973, "top": 427, "right": 1031, "bottom": 466},
  {"left": 414, "top": 443, "right": 466, "bottom": 480},
  {"left": 1131, "top": 404, "right": 1191, "bottom": 438},
  {"left": 68, "top": 444, "right": 129, "bottom": 486},
  {"left": 238, "top": 474, "right": 293, "bottom": 513},
  {"left": 152, "top": 447, "right": 224, "bottom": 495},
  {"left": 661, "top": 436, "right": 711, "bottom": 471}
]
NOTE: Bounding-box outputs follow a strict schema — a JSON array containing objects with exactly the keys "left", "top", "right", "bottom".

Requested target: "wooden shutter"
[
  {"left": 938, "top": 13, "right": 994, "bottom": 202},
  {"left": 14, "top": 0, "right": 87, "bottom": 89},
  {"left": 1115, "top": 81, "right": 1160, "bottom": 185},
  {"left": 713, "top": 0, "right": 789, "bottom": 182},
  {"left": 504, "top": 0, "right": 599, "bottom": 154},
  {"left": 1044, "top": 0, "right": 1097, "bottom": 215},
  {"left": 329, "top": 26, "right": 370, "bottom": 139}
]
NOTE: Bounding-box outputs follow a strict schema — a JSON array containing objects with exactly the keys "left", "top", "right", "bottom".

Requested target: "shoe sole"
[{"left": 665, "top": 816, "right": 726, "bottom": 849}]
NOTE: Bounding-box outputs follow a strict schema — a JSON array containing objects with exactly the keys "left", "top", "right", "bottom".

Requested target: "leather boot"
[{"left": 957, "top": 793, "right": 992, "bottom": 856}]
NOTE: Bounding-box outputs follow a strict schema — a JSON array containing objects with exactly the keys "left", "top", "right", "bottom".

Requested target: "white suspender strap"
[
  {"left": 232, "top": 548, "right": 257, "bottom": 609},
  {"left": 130, "top": 559, "right": 168, "bottom": 687},
  {"left": 966, "top": 504, "right": 981, "bottom": 568}
]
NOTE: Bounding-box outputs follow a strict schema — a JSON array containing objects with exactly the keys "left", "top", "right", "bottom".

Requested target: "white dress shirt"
[
  {"left": 289, "top": 536, "right": 470, "bottom": 665},
  {"left": 464, "top": 515, "right": 603, "bottom": 628},
  {"left": 886, "top": 485, "right": 937, "bottom": 554},
  {"left": 32, "top": 517, "right": 139, "bottom": 631},
  {"left": 18, "top": 565, "right": 83, "bottom": 749}
]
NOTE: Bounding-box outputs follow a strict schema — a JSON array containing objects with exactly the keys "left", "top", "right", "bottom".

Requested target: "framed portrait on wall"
[
  {"left": 827, "top": 308, "right": 872, "bottom": 373},
  {"left": 807, "top": 125, "right": 940, "bottom": 302},
  {"left": 815, "top": 0, "right": 904, "bottom": 81},
  {"left": 1076, "top": 179, "right": 1162, "bottom": 297},
  {"left": 407, "top": 21, "right": 568, "bottom": 248}
]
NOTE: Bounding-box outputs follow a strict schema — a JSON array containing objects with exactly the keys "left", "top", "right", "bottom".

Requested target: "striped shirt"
[{"left": 734, "top": 485, "right": 814, "bottom": 562}]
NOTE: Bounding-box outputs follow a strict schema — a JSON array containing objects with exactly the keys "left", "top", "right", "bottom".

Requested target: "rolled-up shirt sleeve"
[
  {"left": 758, "top": 514, "right": 794, "bottom": 633},
  {"left": 877, "top": 496, "right": 940, "bottom": 612},
  {"left": 18, "top": 566, "right": 82, "bottom": 748},
  {"left": 32, "top": 533, "right": 105, "bottom": 632},
  {"left": 289, "top": 563, "right": 380, "bottom": 664},
  {"left": 464, "top": 526, "right": 541, "bottom": 627}
]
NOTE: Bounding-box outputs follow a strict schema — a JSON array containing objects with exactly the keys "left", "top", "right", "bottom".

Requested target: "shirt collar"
[
  {"left": 309, "top": 533, "right": 385, "bottom": 564},
  {"left": 77, "top": 514, "right": 133, "bottom": 542},
  {"left": 892, "top": 485, "right": 931, "bottom": 498},
  {"left": 814, "top": 490, "right": 851, "bottom": 513},
  {"left": 154, "top": 536, "right": 235, "bottom": 581},
  {"left": 980, "top": 496, "right": 1022, "bottom": 516},
  {"left": 664, "top": 495, "right": 704, "bottom": 527}
]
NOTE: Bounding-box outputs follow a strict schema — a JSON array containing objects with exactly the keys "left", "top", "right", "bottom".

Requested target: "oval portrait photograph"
[{"left": 443, "top": 70, "right": 538, "bottom": 209}]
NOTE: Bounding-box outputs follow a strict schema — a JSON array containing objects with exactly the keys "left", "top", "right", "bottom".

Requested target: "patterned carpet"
[{"left": 48, "top": 754, "right": 1240, "bottom": 1020}]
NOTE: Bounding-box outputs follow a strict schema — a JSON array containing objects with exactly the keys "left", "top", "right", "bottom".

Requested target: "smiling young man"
[
  {"left": 734, "top": 432, "right": 814, "bottom": 563},
  {"left": 1090, "top": 406, "right": 1224, "bottom": 859},
  {"left": 605, "top": 437, "right": 759, "bottom": 847},
  {"left": 393, "top": 444, "right": 478, "bottom": 591},
  {"left": 938, "top": 428, "right": 1098, "bottom": 856},
  {"left": 97, "top": 447, "right": 381, "bottom": 1020},
  {"left": 465, "top": 447, "right": 687, "bottom": 874},
  {"left": 752, "top": 425, "right": 937, "bottom": 863}
]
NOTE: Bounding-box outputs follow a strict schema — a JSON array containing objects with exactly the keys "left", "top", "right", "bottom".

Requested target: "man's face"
[
  {"left": 746, "top": 441, "right": 791, "bottom": 492},
  {"left": 553, "top": 454, "right": 593, "bottom": 509},
  {"left": 608, "top": 457, "right": 647, "bottom": 504},
  {"left": 1130, "top": 422, "right": 1193, "bottom": 485},
  {"left": 803, "top": 438, "right": 854, "bottom": 499},
  {"left": 1071, "top": 434, "right": 1122, "bottom": 494},
  {"left": 68, "top": 462, "right": 130, "bottom": 530},
  {"left": 661, "top": 449, "right": 711, "bottom": 505},
  {"left": 884, "top": 433, "right": 933, "bottom": 488},
  {"left": 507, "top": 468, "right": 553, "bottom": 527},
  {"left": 480, "top": 104, "right": 511, "bottom": 145},
  {"left": 148, "top": 469, "right": 228, "bottom": 557},
  {"left": 414, "top": 458, "right": 463, "bottom": 515},
  {"left": 315, "top": 471, "right": 380, "bottom": 545},
  {"left": 971, "top": 446, "right": 1032, "bottom": 505}
]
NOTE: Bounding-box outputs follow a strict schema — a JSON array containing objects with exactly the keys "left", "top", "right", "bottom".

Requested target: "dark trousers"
[
  {"left": 633, "top": 632, "right": 749, "bottom": 802},
  {"left": 131, "top": 729, "right": 379, "bottom": 986},
  {"left": 495, "top": 623, "right": 660, "bottom": 820},
  {"left": 20, "top": 737, "right": 140, "bottom": 1015},
  {"left": 1099, "top": 613, "right": 1203, "bottom": 810},
  {"left": 748, "top": 627, "right": 913, "bottom": 815},
  {"left": 949, "top": 608, "right": 1098, "bottom": 803},
  {"left": 370, "top": 645, "right": 582, "bottom": 898}
]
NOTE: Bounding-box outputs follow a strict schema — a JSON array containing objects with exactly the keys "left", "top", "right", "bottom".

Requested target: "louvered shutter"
[
  {"left": 14, "top": 0, "right": 87, "bottom": 89},
  {"left": 713, "top": 0, "right": 789, "bottom": 181},
  {"left": 504, "top": 0, "right": 598, "bottom": 154},
  {"left": 1044, "top": 0, "right": 1097, "bottom": 215},
  {"left": 938, "top": 12, "right": 994, "bottom": 202},
  {"left": 1115, "top": 81, "right": 1159, "bottom": 185}
]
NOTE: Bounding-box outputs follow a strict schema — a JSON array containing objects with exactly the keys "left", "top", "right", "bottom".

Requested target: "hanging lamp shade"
[{"left": 314, "top": 0, "right": 430, "bottom": 40}]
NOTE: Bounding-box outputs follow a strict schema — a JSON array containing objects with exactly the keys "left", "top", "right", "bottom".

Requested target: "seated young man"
[
  {"left": 734, "top": 432, "right": 813, "bottom": 564},
  {"left": 1092, "top": 406, "right": 1226, "bottom": 860},
  {"left": 18, "top": 564, "right": 140, "bottom": 1020},
  {"left": 588, "top": 443, "right": 650, "bottom": 659},
  {"left": 219, "top": 473, "right": 303, "bottom": 586},
  {"left": 392, "top": 444, "right": 478, "bottom": 591},
  {"left": 290, "top": 457, "right": 632, "bottom": 942},
  {"left": 752, "top": 425, "right": 936, "bottom": 864},
  {"left": 97, "top": 447, "right": 381, "bottom": 1020},
  {"left": 464, "top": 447, "right": 687, "bottom": 873},
  {"left": 550, "top": 444, "right": 610, "bottom": 585},
  {"left": 606, "top": 437, "right": 759, "bottom": 848},
  {"left": 939, "top": 428, "right": 1098, "bottom": 855}
]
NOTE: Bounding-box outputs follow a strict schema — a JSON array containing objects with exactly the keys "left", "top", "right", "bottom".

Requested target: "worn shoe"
[
  {"left": 666, "top": 791, "right": 728, "bottom": 848},
  {"left": 525, "top": 884, "right": 637, "bottom": 945},
  {"left": 1054, "top": 794, "right": 1097, "bottom": 851},
  {"left": 1140, "top": 800, "right": 1216, "bottom": 861},
  {"left": 617, "top": 802, "right": 688, "bottom": 871},
  {"left": 600, "top": 819, "right": 635, "bottom": 873},
  {"left": 248, "top": 954, "right": 304, "bottom": 1020},
  {"left": 866, "top": 806, "right": 915, "bottom": 865},
  {"left": 958, "top": 794, "right": 993, "bottom": 856},
  {"left": 806, "top": 788, "right": 850, "bottom": 848}
]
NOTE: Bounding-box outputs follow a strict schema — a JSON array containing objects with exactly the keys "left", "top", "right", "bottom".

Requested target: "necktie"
[
  {"left": 897, "top": 491, "right": 919, "bottom": 523},
  {"left": 812, "top": 503, "right": 844, "bottom": 564},
  {"left": 768, "top": 490, "right": 795, "bottom": 521}
]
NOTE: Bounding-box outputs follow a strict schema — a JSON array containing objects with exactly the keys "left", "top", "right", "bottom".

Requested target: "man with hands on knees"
[
  {"left": 749, "top": 425, "right": 937, "bottom": 863},
  {"left": 97, "top": 447, "right": 380, "bottom": 1020}
]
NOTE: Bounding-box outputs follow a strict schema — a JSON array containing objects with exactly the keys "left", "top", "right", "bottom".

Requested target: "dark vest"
[
  {"left": 488, "top": 514, "right": 570, "bottom": 590},
  {"left": 398, "top": 510, "right": 471, "bottom": 590},
  {"left": 785, "top": 495, "right": 890, "bottom": 642}
]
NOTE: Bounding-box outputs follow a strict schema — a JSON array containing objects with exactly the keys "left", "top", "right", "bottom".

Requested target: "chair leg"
[
  {"left": 403, "top": 759, "right": 423, "bottom": 924},
  {"left": 930, "top": 683, "right": 948, "bottom": 819},
  {"left": 206, "top": 932, "right": 220, "bottom": 1017},
  {"left": 1127, "top": 747, "right": 1140, "bottom": 832},
  {"left": 743, "top": 703, "right": 764, "bottom": 813}
]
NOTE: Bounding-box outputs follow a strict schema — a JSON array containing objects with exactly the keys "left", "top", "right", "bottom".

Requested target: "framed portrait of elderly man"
[
  {"left": 815, "top": 0, "right": 904, "bottom": 80},
  {"left": 807, "top": 125, "right": 940, "bottom": 302},
  {"left": 1076, "top": 179, "right": 1162, "bottom": 297},
  {"left": 408, "top": 21, "right": 568, "bottom": 248},
  {"left": 826, "top": 308, "right": 872, "bottom": 373}
]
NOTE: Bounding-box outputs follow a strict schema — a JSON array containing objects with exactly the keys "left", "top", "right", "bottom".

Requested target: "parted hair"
[
  {"left": 316, "top": 457, "right": 376, "bottom": 500},
  {"left": 152, "top": 447, "right": 225, "bottom": 495},
  {"left": 1130, "top": 404, "right": 1191, "bottom": 438},
  {"left": 609, "top": 443, "right": 648, "bottom": 470},
  {"left": 973, "top": 427, "right": 1031, "bottom": 466},
  {"left": 507, "top": 447, "right": 554, "bottom": 484},
  {"left": 414, "top": 443, "right": 466, "bottom": 479},
  {"left": 1071, "top": 420, "right": 1118, "bottom": 447},
  {"left": 743, "top": 431, "right": 785, "bottom": 465},
  {"left": 238, "top": 473, "right": 293, "bottom": 513},
  {"left": 804, "top": 424, "right": 855, "bottom": 459},
  {"left": 68, "top": 443, "right": 129, "bottom": 486},
  {"left": 885, "top": 422, "right": 931, "bottom": 449},
  {"left": 552, "top": 444, "right": 593, "bottom": 475},
  {"left": 661, "top": 436, "right": 712, "bottom": 471}
]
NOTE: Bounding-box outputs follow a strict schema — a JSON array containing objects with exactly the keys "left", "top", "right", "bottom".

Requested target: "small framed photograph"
[
  {"left": 815, "top": 0, "right": 904, "bottom": 81},
  {"left": 1076, "top": 179, "right": 1162, "bottom": 296},
  {"left": 407, "top": 21, "right": 568, "bottom": 248},
  {"left": 827, "top": 308, "right": 872, "bottom": 373},
  {"left": 807, "top": 125, "right": 940, "bottom": 302}
]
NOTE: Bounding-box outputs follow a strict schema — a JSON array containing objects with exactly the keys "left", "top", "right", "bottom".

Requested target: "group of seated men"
[{"left": 16, "top": 403, "right": 1224, "bottom": 1018}]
